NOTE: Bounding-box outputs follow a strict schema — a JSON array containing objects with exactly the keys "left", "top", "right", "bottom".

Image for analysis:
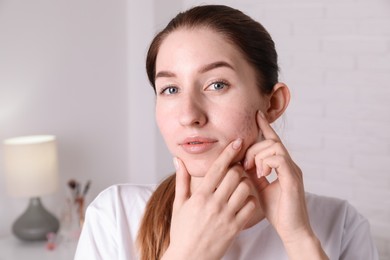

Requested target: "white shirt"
[{"left": 74, "top": 184, "right": 378, "bottom": 260}]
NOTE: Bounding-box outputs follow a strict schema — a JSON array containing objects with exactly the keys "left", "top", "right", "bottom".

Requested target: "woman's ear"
[{"left": 265, "top": 82, "right": 290, "bottom": 123}]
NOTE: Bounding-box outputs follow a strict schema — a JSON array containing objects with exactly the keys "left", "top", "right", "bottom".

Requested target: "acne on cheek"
[
  {"left": 239, "top": 108, "right": 257, "bottom": 132},
  {"left": 234, "top": 109, "right": 259, "bottom": 149}
]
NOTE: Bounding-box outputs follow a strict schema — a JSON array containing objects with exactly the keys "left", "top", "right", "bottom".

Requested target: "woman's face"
[{"left": 155, "top": 28, "right": 268, "bottom": 177}]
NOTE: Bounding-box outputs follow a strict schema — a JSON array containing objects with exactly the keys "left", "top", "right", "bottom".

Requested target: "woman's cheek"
[
  {"left": 156, "top": 113, "right": 176, "bottom": 155},
  {"left": 235, "top": 109, "right": 259, "bottom": 145},
  {"left": 226, "top": 109, "right": 259, "bottom": 163}
]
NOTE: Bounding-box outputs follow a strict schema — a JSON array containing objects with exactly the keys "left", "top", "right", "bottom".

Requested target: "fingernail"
[
  {"left": 243, "top": 159, "right": 248, "bottom": 170},
  {"left": 173, "top": 157, "right": 179, "bottom": 171},
  {"left": 257, "top": 160, "right": 263, "bottom": 178},
  {"left": 256, "top": 168, "right": 262, "bottom": 179},
  {"left": 232, "top": 138, "right": 243, "bottom": 150},
  {"left": 259, "top": 111, "right": 265, "bottom": 119}
]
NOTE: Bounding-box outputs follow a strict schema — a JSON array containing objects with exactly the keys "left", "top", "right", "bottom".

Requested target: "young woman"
[{"left": 75, "top": 5, "right": 378, "bottom": 260}]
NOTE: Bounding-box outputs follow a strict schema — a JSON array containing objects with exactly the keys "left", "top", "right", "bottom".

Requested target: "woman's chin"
[
  {"left": 187, "top": 169, "right": 207, "bottom": 178},
  {"left": 182, "top": 155, "right": 244, "bottom": 178},
  {"left": 180, "top": 152, "right": 246, "bottom": 178}
]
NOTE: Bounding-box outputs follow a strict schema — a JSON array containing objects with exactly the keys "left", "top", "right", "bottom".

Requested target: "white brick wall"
[{"left": 183, "top": 0, "right": 390, "bottom": 258}]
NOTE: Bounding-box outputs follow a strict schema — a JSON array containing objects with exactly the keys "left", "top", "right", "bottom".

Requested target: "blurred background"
[{"left": 0, "top": 0, "right": 389, "bottom": 259}]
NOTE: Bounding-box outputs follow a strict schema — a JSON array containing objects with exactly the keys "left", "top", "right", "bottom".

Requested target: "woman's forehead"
[{"left": 156, "top": 28, "right": 245, "bottom": 72}]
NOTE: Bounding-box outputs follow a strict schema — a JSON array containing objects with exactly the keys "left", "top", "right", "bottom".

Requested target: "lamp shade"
[{"left": 3, "top": 135, "right": 59, "bottom": 198}]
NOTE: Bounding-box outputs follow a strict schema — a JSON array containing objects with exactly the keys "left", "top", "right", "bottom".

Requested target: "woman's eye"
[
  {"left": 161, "top": 86, "right": 179, "bottom": 95},
  {"left": 207, "top": 81, "right": 228, "bottom": 91}
]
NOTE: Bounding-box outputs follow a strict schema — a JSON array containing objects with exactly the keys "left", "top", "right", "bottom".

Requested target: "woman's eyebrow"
[
  {"left": 155, "top": 61, "right": 235, "bottom": 80},
  {"left": 155, "top": 70, "right": 176, "bottom": 79},
  {"left": 199, "top": 61, "right": 235, "bottom": 73}
]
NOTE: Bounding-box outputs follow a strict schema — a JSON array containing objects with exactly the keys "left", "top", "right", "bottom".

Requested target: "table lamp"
[{"left": 3, "top": 135, "right": 60, "bottom": 241}]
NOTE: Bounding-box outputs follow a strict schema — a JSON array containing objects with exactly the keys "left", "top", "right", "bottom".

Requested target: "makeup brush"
[
  {"left": 68, "top": 179, "right": 77, "bottom": 199},
  {"left": 75, "top": 182, "right": 80, "bottom": 198},
  {"left": 68, "top": 179, "right": 77, "bottom": 189},
  {"left": 83, "top": 180, "right": 91, "bottom": 197}
]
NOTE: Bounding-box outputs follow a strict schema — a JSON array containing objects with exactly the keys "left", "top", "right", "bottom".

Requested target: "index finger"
[
  {"left": 173, "top": 157, "right": 191, "bottom": 208},
  {"left": 257, "top": 111, "right": 281, "bottom": 142},
  {"left": 199, "top": 138, "right": 243, "bottom": 193}
]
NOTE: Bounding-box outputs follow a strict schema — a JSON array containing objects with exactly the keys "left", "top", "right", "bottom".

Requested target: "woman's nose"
[{"left": 178, "top": 94, "right": 207, "bottom": 127}]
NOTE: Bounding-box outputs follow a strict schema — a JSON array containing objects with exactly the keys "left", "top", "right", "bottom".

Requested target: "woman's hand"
[
  {"left": 162, "top": 139, "right": 256, "bottom": 260},
  {"left": 244, "top": 111, "right": 328, "bottom": 260}
]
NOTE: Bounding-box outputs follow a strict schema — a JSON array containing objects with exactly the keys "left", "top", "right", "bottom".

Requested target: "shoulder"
[
  {"left": 76, "top": 184, "right": 156, "bottom": 260},
  {"left": 305, "top": 193, "right": 378, "bottom": 259},
  {"left": 85, "top": 183, "right": 156, "bottom": 222},
  {"left": 306, "top": 192, "right": 349, "bottom": 213},
  {"left": 92, "top": 183, "right": 156, "bottom": 206},
  {"left": 305, "top": 192, "right": 365, "bottom": 225}
]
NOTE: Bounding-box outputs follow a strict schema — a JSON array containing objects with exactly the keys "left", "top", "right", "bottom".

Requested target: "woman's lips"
[{"left": 179, "top": 137, "right": 218, "bottom": 154}]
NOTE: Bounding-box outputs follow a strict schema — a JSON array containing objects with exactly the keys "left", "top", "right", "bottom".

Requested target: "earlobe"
[{"left": 265, "top": 82, "right": 290, "bottom": 123}]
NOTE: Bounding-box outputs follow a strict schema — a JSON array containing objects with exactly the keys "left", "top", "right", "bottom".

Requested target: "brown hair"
[
  {"left": 137, "top": 5, "right": 279, "bottom": 259},
  {"left": 137, "top": 175, "right": 175, "bottom": 259}
]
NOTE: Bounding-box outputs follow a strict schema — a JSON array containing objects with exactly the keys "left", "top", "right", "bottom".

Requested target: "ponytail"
[{"left": 137, "top": 174, "right": 176, "bottom": 260}]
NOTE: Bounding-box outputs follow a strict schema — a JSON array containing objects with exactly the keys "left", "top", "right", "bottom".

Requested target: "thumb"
[{"left": 173, "top": 157, "right": 190, "bottom": 208}]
